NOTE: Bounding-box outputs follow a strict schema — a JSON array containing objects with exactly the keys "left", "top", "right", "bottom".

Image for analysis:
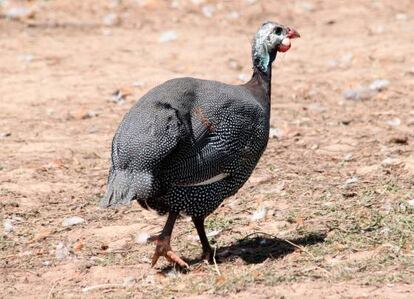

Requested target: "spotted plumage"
[{"left": 100, "top": 21, "right": 300, "bottom": 267}]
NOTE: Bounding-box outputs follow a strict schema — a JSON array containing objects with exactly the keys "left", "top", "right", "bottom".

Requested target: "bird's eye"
[{"left": 274, "top": 27, "right": 283, "bottom": 35}]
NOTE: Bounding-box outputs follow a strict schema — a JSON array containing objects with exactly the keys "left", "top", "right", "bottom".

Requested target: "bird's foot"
[
  {"left": 201, "top": 247, "right": 220, "bottom": 264},
  {"left": 150, "top": 236, "right": 189, "bottom": 269}
]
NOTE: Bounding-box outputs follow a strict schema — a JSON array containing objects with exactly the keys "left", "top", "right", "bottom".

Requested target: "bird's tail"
[{"left": 100, "top": 169, "right": 155, "bottom": 208}]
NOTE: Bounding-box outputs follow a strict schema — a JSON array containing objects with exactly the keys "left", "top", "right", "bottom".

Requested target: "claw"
[{"left": 150, "top": 236, "right": 189, "bottom": 269}]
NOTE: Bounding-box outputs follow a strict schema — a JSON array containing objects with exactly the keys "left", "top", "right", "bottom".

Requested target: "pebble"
[
  {"left": 369, "top": 79, "right": 389, "bottom": 92},
  {"left": 251, "top": 206, "right": 267, "bottom": 221},
  {"left": 344, "top": 177, "right": 358, "bottom": 188},
  {"left": 62, "top": 216, "right": 85, "bottom": 227},
  {"left": 103, "top": 13, "right": 120, "bottom": 26},
  {"left": 206, "top": 230, "right": 221, "bottom": 238},
  {"left": 381, "top": 157, "right": 401, "bottom": 167},
  {"left": 343, "top": 153, "right": 353, "bottom": 161},
  {"left": 342, "top": 87, "right": 374, "bottom": 101},
  {"left": 4, "top": 6, "right": 35, "bottom": 20},
  {"left": 201, "top": 5, "right": 215, "bottom": 18},
  {"left": 82, "top": 110, "right": 99, "bottom": 119},
  {"left": 395, "top": 13, "right": 408, "bottom": 21},
  {"left": 408, "top": 199, "right": 414, "bottom": 207},
  {"left": 55, "top": 242, "right": 70, "bottom": 260},
  {"left": 123, "top": 276, "right": 137, "bottom": 287},
  {"left": 3, "top": 219, "right": 13, "bottom": 233},
  {"left": 386, "top": 118, "right": 401, "bottom": 127},
  {"left": 159, "top": 31, "right": 177, "bottom": 43},
  {"left": 135, "top": 232, "right": 150, "bottom": 244},
  {"left": 228, "top": 58, "right": 242, "bottom": 71},
  {"left": 269, "top": 127, "right": 282, "bottom": 139},
  {"left": 0, "top": 132, "right": 11, "bottom": 139},
  {"left": 18, "top": 54, "right": 34, "bottom": 63},
  {"left": 226, "top": 11, "right": 240, "bottom": 20},
  {"left": 306, "top": 102, "right": 326, "bottom": 112}
]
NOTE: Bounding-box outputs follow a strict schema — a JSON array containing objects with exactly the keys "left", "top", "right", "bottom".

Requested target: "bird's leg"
[
  {"left": 150, "top": 212, "right": 189, "bottom": 268},
  {"left": 192, "top": 216, "right": 214, "bottom": 263}
]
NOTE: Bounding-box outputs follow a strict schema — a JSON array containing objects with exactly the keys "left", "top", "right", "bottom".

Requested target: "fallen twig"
[{"left": 212, "top": 246, "right": 221, "bottom": 276}]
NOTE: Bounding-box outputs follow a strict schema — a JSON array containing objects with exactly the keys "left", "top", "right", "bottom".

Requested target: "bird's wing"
[{"left": 161, "top": 105, "right": 261, "bottom": 186}]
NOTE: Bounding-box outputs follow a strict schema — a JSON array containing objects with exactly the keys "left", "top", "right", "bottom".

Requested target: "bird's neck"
[{"left": 244, "top": 65, "right": 272, "bottom": 114}]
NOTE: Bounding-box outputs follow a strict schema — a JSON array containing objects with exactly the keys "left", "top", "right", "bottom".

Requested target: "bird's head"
[{"left": 252, "top": 21, "right": 300, "bottom": 73}]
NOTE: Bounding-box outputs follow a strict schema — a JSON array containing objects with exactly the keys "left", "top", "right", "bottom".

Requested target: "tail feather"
[{"left": 100, "top": 170, "right": 155, "bottom": 208}]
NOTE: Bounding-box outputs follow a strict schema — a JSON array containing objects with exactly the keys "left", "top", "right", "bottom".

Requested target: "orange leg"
[{"left": 150, "top": 213, "right": 189, "bottom": 269}]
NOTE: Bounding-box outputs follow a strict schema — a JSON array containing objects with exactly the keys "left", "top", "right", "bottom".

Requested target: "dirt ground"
[{"left": 1, "top": 0, "right": 414, "bottom": 298}]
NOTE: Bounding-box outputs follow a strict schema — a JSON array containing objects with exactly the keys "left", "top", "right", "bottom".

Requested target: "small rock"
[
  {"left": 190, "top": 0, "right": 203, "bottom": 5},
  {"left": 159, "top": 31, "right": 177, "bottom": 43},
  {"left": 132, "top": 80, "right": 145, "bottom": 87},
  {"left": 123, "top": 276, "right": 137, "bottom": 287},
  {"left": 136, "top": 0, "right": 159, "bottom": 8},
  {"left": 344, "top": 177, "right": 358, "bottom": 189},
  {"left": 103, "top": 13, "right": 120, "bottom": 26},
  {"left": 3, "top": 219, "right": 13, "bottom": 233},
  {"left": 201, "top": 5, "right": 214, "bottom": 17},
  {"left": 381, "top": 157, "right": 401, "bottom": 167},
  {"left": 343, "top": 153, "right": 353, "bottom": 161},
  {"left": 408, "top": 199, "right": 414, "bottom": 208},
  {"left": 386, "top": 118, "right": 401, "bottom": 127},
  {"left": 340, "top": 53, "right": 353, "bottom": 66},
  {"left": 43, "top": 260, "right": 51, "bottom": 266},
  {"left": 206, "top": 230, "right": 221, "bottom": 238},
  {"left": 4, "top": 6, "right": 35, "bottom": 20},
  {"left": 251, "top": 206, "right": 267, "bottom": 221},
  {"left": 228, "top": 58, "right": 242, "bottom": 71},
  {"left": 0, "top": 132, "right": 11, "bottom": 139},
  {"left": 55, "top": 242, "right": 70, "bottom": 260},
  {"left": 170, "top": 0, "right": 180, "bottom": 8},
  {"left": 226, "top": 11, "right": 240, "bottom": 20},
  {"left": 395, "top": 13, "right": 408, "bottom": 21},
  {"left": 269, "top": 127, "right": 282, "bottom": 139},
  {"left": 135, "top": 232, "right": 150, "bottom": 244},
  {"left": 82, "top": 111, "right": 99, "bottom": 119},
  {"left": 18, "top": 53, "right": 34, "bottom": 63},
  {"left": 369, "top": 79, "right": 389, "bottom": 92},
  {"left": 369, "top": 25, "right": 385, "bottom": 34},
  {"left": 298, "top": 2, "right": 315, "bottom": 11},
  {"left": 306, "top": 102, "right": 326, "bottom": 112},
  {"left": 62, "top": 216, "right": 85, "bottom": 227},
  {"left": 342, "top": 87, "right": 374, "bottom": 101}
]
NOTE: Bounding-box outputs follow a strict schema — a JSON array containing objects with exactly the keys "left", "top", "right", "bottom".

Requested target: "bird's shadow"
[{"left": 159, "top": 231, "right": 326, "bottom": 273}]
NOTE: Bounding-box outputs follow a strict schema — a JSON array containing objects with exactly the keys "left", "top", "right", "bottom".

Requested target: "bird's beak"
[{"left": 287, "top": 27, "right": 301, "bottom": 39}]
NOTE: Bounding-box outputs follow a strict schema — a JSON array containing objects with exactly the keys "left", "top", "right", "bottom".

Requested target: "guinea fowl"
[{"left": 101, "top": 21, "right": 300, "bottom": 268}]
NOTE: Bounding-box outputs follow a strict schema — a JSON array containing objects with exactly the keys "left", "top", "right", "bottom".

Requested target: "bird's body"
[
  {"left": 101, "top": 21, "right": 300, "bottom": 268},
  {"left": 102, "top": 77, "right": 270, "bottom": 217}
]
